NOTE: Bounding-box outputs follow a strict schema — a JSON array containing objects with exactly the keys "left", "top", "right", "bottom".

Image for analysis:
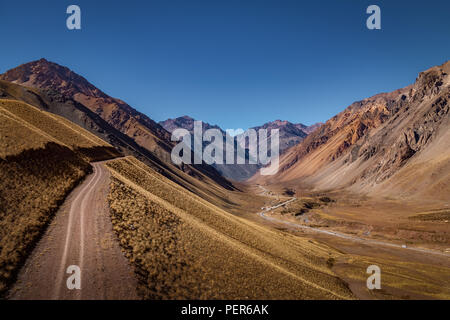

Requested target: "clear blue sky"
[{"left": 0, "top": 0, "right": 449, "bottom": 130}]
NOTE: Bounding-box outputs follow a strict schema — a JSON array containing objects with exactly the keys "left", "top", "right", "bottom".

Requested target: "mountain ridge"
[
  {"left": 0, "top": 59, "right": 235, "bottom": 191},
  {"left": 0, "top": 58, "right": 173, "bottom": 160},
  {"left": 159, "top": 116, "right": 320, "bottom": 180},
  {"left": 253, "top": 60, "right": 450, "bottom": 201}
]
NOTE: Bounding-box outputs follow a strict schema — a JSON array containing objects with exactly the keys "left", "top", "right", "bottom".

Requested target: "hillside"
[
  {"left": 0, "top": 79, "right": 174, "bottom": 166},
  {"left": 0, "top": 59, "right": 172, "bottom": 160},
  {"left": 0, "top": 59, "right": 232, "bottom": 191},
  {"left": 105, "top": 156, "right": 355, "bottom": 299},
  {"left": 253, "top": 61, "right": 450, "bottom": 201},
  {"left": 0, "top": 98, "right": 119, "bottom": 296}
]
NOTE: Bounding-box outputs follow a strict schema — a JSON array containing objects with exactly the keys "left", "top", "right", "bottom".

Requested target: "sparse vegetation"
[
  {"left": 106, "top": 157, "right": 355, "bottom": 299},
  {"left": 0, "top": 143, "right": 91, "bottom": 296},
  {"left": 108, "top": 177, "right": 211, "bottom": 299},
  {"left": 283, "top": 188, "right": 296, "bottom": 196},
  {"left": 319, "top": 196, "right": 334, "bottom": 203},
  {"left": 409, "top": 210, "right": 450, "bottom": 222},
  {"left": 326, "top": 258, "right": 335, "bottom": 268},
  {"left": 0, "top": 99, "right": 119, "bottom": 297},
  {"left": 277, "top": 197, "right": 327, "bottom": 218}
]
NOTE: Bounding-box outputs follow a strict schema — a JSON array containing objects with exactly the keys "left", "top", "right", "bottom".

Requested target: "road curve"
[
  {"left": 257, "top": 186, "right": 450, "bottom": 258},
  {"left": 8, "top": 162, "right": 139, "bottom": 300}
]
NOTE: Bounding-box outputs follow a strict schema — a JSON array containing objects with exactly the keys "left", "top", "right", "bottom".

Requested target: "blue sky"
[{"left": 0, "top": 0, "right": 449, "bottom": 129}]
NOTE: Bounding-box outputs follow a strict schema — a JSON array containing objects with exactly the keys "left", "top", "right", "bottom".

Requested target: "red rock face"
[{"left": 255, "top": 61, "right": 450, "bottom": 200}]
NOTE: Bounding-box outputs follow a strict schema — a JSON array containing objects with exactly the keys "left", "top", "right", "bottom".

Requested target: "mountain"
[
  {"left": 253, "top": 61, "right": 450, "bottom": 201},
  {"left": 295, "top": 122, "right": 323, "bottom": 134},
  {"left": 159, "top": 117, "right": 314, "bottom": 180},
  {"left": 159, "top": 115, "right": 223, "bottom": 134},
  {"left": 0, "top": 59, "right": 234, "bottom": 190},
  {"left": 243, "top": 119, "right": 309, "bottom": 153},
  {"left": 0, "top": 58, "right": 172, "bottom": 160}
]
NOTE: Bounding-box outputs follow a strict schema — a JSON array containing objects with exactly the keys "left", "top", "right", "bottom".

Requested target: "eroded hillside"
[{"left": 254, "top": 61, "right": 450, "bottom": 201}]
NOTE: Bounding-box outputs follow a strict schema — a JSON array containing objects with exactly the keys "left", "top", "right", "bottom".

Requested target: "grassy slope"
[
  {"left": 0, "top": 79, "right": 237, "bottom": 206},
  {"left": 106, "top": 157, "right": 355, "bottom": 299},
  {"left": 0, "top": 99, "right": 119, "bottom": 296}
]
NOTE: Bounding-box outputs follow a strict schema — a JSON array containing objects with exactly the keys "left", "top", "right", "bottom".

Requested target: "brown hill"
[
  {"left": 0, "top": 58, "right": 172, "bottom": 160},
  {"left": 104, "top": 156, "right": 354, "bottom": 299},
  {"left": 0, "top": 59, "right": 233, "bottom": 191},
  {"left": 253, "top": 61, "right": 450, "bottom": 201}
]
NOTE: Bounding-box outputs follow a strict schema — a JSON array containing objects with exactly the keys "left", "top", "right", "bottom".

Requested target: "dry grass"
[
  {"left": 106, "top": 157, "right": 355, "bottom": 299},
  {"left": 409, "top": 209, "right": 450, "bottom": 222},
  {"left": 0, "top": 100, "right": 110, "bottom": 155},
  {"left": 0, "top": 143, "right": 91, "bottom": 296},
  {"left": 333, "top": 253, "right": 450, "bottom": 300},
  {"left": 272, "top": 197, "right": 335, "bottom": 220},
  {"left": 0, "top": 99, "right": 119, "bottom": 161},
  {"left": 108, "top": 178, "right": 211, "bottom": 299},
  {"left": 0, "top": 99, "right": 119, "bottom": 296}
]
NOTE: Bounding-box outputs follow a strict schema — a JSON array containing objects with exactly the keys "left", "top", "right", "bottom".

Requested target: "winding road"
[
  {"left": 8, "top": 162, "right": 138, "bottom": 300},
  {"left": 257, "top": 186, "right": 450, "bottom": 258}
]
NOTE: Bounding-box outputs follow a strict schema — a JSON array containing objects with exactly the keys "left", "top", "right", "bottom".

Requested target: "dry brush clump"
[
  {"left": 106, "top": 157, "right": 355, "bottom": 299},
  {"left": 0, "top": 143, "right": 91, "bottom": 296},
  {"left": 75, "top": 146, "right": 122, "bottom": 162},
  {"left": 409, "top": 209, "right": 450, "bottom": 222}
]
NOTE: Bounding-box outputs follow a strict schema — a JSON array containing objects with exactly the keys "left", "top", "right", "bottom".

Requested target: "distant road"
[
  {"left": 257, "top": 186, "right": 450, "bottom": 258},
  {"left": 8, "top": 162, "right": 138, "bottom": 300}
]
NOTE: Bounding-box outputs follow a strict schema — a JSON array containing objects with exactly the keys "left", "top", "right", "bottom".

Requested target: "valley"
[
  {"left": 0, "top": 59, "right": 449, "bottom": 300},
  {"left": 254, "top": 185, "right": 450, "bottom": 299}
]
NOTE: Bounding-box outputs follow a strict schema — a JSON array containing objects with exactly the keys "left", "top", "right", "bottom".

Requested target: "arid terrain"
[
  {"left": 0, "top": 98, "right": 119, "bottom": 296},
  {"left": 252, "top": 185, "right": 450, "bottom": 299},
  {"left": 8, "top": 162, "right": 138, "bottom": 300},
  {"left": 0, "top": 59, "right": 449, "bottom": 300}
]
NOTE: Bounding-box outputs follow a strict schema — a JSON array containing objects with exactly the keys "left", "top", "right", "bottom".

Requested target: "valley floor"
[{"left": 250, "top": 185, "right": 450, "bottom": 299}]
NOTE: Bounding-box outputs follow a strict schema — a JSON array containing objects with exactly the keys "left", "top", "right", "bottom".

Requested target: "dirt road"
[
  {"left": 257, "top": 186, "right": 450, "bottom": 258},
  {"left": 8, "top": 162, "right": 139, "bottom": 300}
]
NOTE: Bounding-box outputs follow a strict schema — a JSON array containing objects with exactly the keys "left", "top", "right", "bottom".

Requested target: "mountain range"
[
  {"left": 0, "top": 60, "right": 356, "bottom": 299},
  {"left": 2, "top": 58, "right": 448, "bottom": 198},
  {"left": 0, "top": 58, "right": 321, "bottom": 182},
  {"left": 0, "top": 59, "right": 234, "bottom": 191},
  {"left": 160, "top": 116, "right": 321, "bottom": 180},
  {"left": 2, "top": 58, "right": 448, "bottom": 195}
]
